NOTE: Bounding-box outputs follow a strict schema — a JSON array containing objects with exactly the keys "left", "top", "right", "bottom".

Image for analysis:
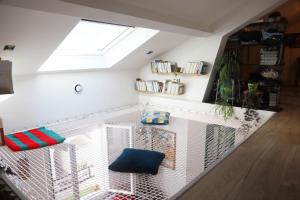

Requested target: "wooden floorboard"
[{"left": 178, "top": 87, "right": 300, "bottom": 200}]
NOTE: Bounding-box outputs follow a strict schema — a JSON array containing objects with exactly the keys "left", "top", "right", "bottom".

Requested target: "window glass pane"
[
  {"left": 55, "top": 20, "right": 133, "bottom": 55},
  {"left": 39, "top": 20, "right": 159, "bottom": 71}
]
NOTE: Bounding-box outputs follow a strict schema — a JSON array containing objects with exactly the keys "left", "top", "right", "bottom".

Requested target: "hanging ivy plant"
[
  {"left": 213, "top": 49, "right": 240, "bottom": 120},
  {"left": 214, "top": 99, "right": 235, "bottom": 121}
]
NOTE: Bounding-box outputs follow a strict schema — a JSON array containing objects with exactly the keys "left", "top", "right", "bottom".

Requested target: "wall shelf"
[
  {"left": 135, "top": 60, "right": 209, "bottom": 98},
  {"left": 240, "top": 63, "right": 284, "bottom": 67},
  {"left": 246, "top": 20, "right": 287, "bottom": 28},
  {"left": 135, "top": 90, "right": 163, "bottom": 95},
  {"left": 135, "top": 79, "right": 185, "bottom": 96},
  {"left": 136, "top": 90, "right": 184, "bottom": 96},
  {"left": 240, "top": 42, "right": 282, "bottom": 47},
  {"left": 151, "top": 60, "right": 208, "bottom": 76},
  {"left": 153, "top": 72, "right": 206, "bottom": 76}
]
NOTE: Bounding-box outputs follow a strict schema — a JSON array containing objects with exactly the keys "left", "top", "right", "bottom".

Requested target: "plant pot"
[
  {"left": 220, "top": 80, "right": 233, "bottom": 99},
  {"left": 248, "top": 83, "right": 258, "bottom": 93}
]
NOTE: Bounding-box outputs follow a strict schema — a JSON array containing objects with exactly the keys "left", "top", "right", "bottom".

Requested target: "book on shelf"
[
  {"left": 182, "top": 61, "right": 204, "bottom": 74},
  {"left": 145, "top": 81, "right": 154, "bottom": 92},
  {"left": 151, "top": 60, "right": 208, "bottom": 75},
  {"left": 151, "top": 60, "right": 177, "bottom": 73},
  {"left": 164, "top": 79, "right": 184, "bottom": 95},
  {"left": 135, "top": 78, "right": 163, "bottom": 93},
  {"left": 135, "top": 78, "right": 184, "bottom": 95},
  {"left": 260, "top": 48, "right": 279, "bottom": 65}
]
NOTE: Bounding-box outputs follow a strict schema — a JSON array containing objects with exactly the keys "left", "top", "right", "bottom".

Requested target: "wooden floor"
[{"left": 178, "top": 87, "right": 300, "bottom": 200}]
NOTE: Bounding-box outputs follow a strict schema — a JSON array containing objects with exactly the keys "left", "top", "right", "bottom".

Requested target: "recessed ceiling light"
[
  {"left": 146, "top": 51, "right": 153, "bottom": 55},
  {"left": 3, "top": 45, "right": 16, "bottom": 51}
]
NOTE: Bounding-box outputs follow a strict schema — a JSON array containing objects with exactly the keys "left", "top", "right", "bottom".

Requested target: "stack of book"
[
  {"left": 164, "top": 80, "right": 184, "bottom": 95},
  {"left": 260, "top": 48, "right": 279, "bottom": 65},
  {"left": 151, "top": 60, "right": 177, "bottom": 73},
  {"left": 151, "top": 60, "right": 208, "bottom": 75},
  {"left": 135, "top": 78, "right": 163, "bottom": 93},
  {"left": 181, "top": 61, "right": 205, "bottom": 74}
]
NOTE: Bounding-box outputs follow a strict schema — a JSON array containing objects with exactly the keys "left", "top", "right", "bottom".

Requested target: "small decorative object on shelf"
[
  {"left": 151, "top": 60, "right": 208, "bottom": 76},
  {"left": 135, "top": 78, "right": 164, "bottom": 93},
  {"left": 164, "top": 79, "right": 184, "bottom": 95},
  {"left": 260, "top": 68, "right": 279, "bottom": 79}
]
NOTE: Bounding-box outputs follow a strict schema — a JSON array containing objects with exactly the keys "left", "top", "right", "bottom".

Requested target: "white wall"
[
  {"left": 139, "top": 35, "right": 223, "bottom": 102},
  {"left": 0, "top": 69, "right": 139, "bottom": 131}
]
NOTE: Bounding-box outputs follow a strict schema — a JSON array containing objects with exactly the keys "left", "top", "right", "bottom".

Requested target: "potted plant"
[
  {"left": 238, "top": 88, "right": 262, "bottom": 135},
  {"left": 247, "top": 82, "right": 258, "bottom": 93},
  {"left": 214, "top": 49, "right": 240, "bottom": 120}
]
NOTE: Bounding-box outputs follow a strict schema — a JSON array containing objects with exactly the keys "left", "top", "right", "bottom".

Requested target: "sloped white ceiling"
[
  {"left": 1, "top": 0, "right": 287, "bottom": 36},
  {"left": 0, "top": 4, "right": 190, "bottom": 75},
  {"left": 62, "top": 0, "right": 249, "bottom": 30},
  {"left": 61, "top": 0, "right": 286, "bottom": 33},
  {"left": 2, "top": 0, "right": 211, "bottom": 36},
  {"left": 0, "top": 5, "right": 79, "bottom": 75},
  {"left": 0, "top": 0, "right": 287, "bottom": 75}
]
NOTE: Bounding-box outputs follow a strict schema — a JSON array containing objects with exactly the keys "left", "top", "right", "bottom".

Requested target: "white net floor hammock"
[{"left": 0, "top": 104, "right": 257, "bottom": 200}]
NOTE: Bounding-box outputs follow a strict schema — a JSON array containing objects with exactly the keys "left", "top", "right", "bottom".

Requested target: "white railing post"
[{"left": 69, "top": 144, "right": 80, "bottom": 200}]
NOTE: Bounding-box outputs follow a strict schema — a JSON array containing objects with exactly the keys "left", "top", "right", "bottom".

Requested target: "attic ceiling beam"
[{"left": 0, "top": 0, "right": 212, "bottom": 37}]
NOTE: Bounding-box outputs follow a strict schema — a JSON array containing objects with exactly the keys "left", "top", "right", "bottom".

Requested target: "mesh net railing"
[
  {"left": 0, "top": 124, "right": 105, "bottom": 200},
  {"left": 0, "top": 106, "right": 259, "bottom": 200}
]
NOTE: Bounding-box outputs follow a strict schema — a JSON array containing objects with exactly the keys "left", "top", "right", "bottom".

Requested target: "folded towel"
[{"left": 4, "top": 127, "right": 65, "bottom": 152}]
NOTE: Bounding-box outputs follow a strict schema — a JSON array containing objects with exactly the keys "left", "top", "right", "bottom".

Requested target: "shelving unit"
[
  {"left": 238, "top": 39, "right": 283, "bottom": 110},
  {"left": 151, "top": 60, "right": 208, "bottom": 76},
  {"left": 135, "top": 60, "right": 209, "bottom": 97},
  {"left": 238, "top": 36, "right": 284, "bottom": 81},
  {"left": 208, "top": 13, "right": 288, "bottom": 110}
]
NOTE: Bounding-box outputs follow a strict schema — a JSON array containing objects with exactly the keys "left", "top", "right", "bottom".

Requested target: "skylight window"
[
  {"left": 55, "top": 20, "right": 134, "bottom": 56},
  {"left": 39, "top": 20, "right": 159, "bottom": 71}
]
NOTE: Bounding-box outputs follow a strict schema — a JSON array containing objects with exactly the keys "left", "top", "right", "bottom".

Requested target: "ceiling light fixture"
[
  {"left": 3, "top": 45, "right": 16, "bottom": 51},
  {"left": 146, "top": 51, "right": 154, "bottom": 55}
]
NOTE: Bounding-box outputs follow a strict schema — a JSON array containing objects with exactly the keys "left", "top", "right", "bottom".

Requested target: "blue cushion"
[
  {"left": 108, "top": 148, "right": 165, "bottom": 175},
  {"left": 141, "top": 111, "right": 170, "bottom": 125}
]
